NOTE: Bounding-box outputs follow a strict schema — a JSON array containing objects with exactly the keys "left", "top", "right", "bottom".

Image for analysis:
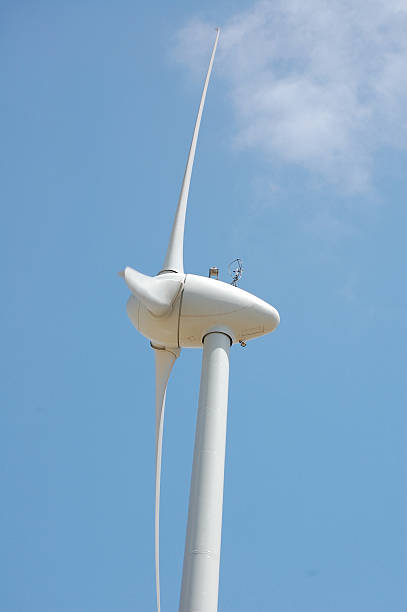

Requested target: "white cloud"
[{"left": 174, "top": 1, "right": 407, "bottom": 190}]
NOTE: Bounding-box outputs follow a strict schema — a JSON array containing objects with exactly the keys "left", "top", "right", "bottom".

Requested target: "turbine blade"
[
  {"left": 153, "top": 345, "right": 180, "bottom": 612},
  {"left": 122, "top": 267, "right": 183, "bottom": 316},
  {"left": 161, "top": 28, "right": 220, "bottom": 274}
]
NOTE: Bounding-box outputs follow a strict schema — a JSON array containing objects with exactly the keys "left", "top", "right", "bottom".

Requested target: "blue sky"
[{"left": 2, "top": 1, "right": 406, "bottom": 611}]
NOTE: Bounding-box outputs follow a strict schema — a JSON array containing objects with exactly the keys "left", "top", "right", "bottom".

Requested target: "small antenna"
[{"left": 228, "top": 258, "right": 243, "bottom": 287}]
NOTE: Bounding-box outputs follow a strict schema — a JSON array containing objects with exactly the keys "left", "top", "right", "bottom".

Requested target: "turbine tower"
[{"left": 120, "top": 29, "right": 280, "bottom": 612}]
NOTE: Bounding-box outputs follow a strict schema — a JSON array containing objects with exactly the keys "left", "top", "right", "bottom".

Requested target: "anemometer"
[{"left": 228, "top": 258, "right": 243, "bottom": 286}]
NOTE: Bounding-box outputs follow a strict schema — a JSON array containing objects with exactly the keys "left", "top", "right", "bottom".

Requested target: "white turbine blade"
[
  {"left": 153, "top": 346, "right": 180, "bottom": 612},
  {"left": 161, "top": 28, "right": 220, "bottom": 274},
  {"left": 122, "top": 267, "right": 183, "bottom": 316}
]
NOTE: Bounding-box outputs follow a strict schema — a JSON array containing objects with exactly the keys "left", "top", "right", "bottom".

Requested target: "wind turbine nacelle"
[{"left": 124, "top": 268, "right": 279, "bottom": 348}]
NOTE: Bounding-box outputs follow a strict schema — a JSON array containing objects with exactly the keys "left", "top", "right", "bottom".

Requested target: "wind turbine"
[{"left": 120, "top": 29, "right": 280, "bottom": 612}]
